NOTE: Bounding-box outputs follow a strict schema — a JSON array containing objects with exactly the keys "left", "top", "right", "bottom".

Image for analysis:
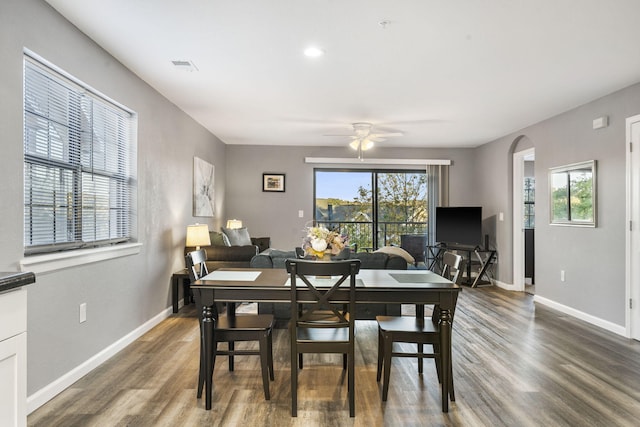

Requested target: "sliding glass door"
[{"left": 314, "top": 169, "right": 427, "bottom": 251}]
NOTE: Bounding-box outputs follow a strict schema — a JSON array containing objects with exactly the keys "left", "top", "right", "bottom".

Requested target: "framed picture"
[
  {"left": 193, "top": 157, "right": 215, "bottom": 217},
  {"left": 263, "top": 173, "right": 285, "bottom": 192}
]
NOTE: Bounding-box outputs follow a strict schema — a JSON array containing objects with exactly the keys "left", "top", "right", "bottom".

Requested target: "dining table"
[{"left": 191, "top": 267, "right": 461, "bottom": 413}]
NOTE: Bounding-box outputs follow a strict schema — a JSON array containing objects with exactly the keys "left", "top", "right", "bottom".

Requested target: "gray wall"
[
  {"left": 475, "top": 83, "right": 640, "bottom": 326},
  {"left": 1, "top": 0, "right": 227, "bottom": 395},
  {"left": 225, "top": 145, "right": 477, "bottom": 250}
]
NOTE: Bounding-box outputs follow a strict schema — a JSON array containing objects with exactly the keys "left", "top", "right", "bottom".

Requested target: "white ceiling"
[{"left": 45, "top": 0, "right": 640, "bottom": 149}]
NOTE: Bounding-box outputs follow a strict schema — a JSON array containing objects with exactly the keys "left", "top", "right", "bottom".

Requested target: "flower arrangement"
[{"left": 302, "top": 225, "right": 348, "bottom": 258}]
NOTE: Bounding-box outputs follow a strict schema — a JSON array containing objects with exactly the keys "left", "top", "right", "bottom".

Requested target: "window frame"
[
  {"left": 23, "top": 52, "right": 137, "bottom": 256},
  {"left": 313, "top": 168, "right": 429, "bottom": 250},
  {"left": 549, "top": 160, "right": 596, "bottom": 227}
]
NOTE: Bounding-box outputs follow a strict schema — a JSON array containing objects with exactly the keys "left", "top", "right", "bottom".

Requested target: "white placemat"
[{"left": 201, "top": 270, "right": 262, "bottom": 281}]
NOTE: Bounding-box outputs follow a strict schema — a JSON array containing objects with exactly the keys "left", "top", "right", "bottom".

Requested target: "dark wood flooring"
[{"left": 28, "top": 287, "right": 640, "bottom": 426}]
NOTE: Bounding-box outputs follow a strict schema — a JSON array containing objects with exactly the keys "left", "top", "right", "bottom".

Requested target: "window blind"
[{"left": 23, "top": 55, "right": 137, "bottom": 255}]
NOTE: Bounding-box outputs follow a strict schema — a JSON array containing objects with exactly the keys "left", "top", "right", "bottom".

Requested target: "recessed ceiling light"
[{"left": 304, "top": 47, "right": 325, "bottom": 58}]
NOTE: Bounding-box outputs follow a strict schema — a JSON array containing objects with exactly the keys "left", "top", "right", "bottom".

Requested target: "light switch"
[
  {"left": 298, "top": 210, "right": 304, "bottom": 218},
  {"left": 499, "top": 212, "right": 504, "bottom": 221},
  {"left": 79, "top": 303, "right": 87, "bottom": 323}
]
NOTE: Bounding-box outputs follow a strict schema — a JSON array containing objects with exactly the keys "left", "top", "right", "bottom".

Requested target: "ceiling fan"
[{"left": 324, "top": 122, "right": 403, "bottom": 159}]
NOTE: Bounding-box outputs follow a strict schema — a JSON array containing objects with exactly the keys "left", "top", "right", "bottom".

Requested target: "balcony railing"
[{"left": 315, "top": 220, "right": 427, "bottom": 251}]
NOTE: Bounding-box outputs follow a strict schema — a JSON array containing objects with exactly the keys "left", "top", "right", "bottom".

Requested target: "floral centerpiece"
[{"left": 302, "top": 225, "right": 348, "bottom": 259}]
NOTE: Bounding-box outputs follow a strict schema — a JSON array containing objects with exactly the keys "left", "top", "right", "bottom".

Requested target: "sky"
[{"left": 315, "top": 171, "right": 371, "bottom": 200}]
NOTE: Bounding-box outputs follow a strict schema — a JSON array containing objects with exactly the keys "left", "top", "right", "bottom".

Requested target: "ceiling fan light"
[
  {"left": 361, "top": 139, "right": 374, "bottom": 150},
  {"left": 349, "top": 140, "right": 360, "bottom": 150}
]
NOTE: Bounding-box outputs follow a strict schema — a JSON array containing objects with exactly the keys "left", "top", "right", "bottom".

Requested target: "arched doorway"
[{"left": 511, "top": 137, "right": 534, "bottom": 293}]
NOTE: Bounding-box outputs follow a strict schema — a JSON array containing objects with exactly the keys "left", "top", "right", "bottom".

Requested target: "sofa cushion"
[
  {"left": 209, "top": 231, "right": 229, "bottom": 247},
  {"left": 374, "top": 246, "right": 415, "bottom": 264},
  {"left": 251, "top": 237, "right": 271, "bottom": 253},
  {"left": 349, "top": 252, "right": 390, "bottom": 269},
  {"left": 222, "top": 226, "right": 252, "bottom": 246},
  {"left": 250, "top": 249, "right": 296, "bottom": 269},
  {"left": 205, "top": 245, "right": 258, "bottom": 261}
]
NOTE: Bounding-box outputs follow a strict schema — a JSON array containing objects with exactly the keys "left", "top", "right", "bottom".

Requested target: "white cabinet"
[{"left": 0, "top": 288, "right": 27, "bottom": 427}]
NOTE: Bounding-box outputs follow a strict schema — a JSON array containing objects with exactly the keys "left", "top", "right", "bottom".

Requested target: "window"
[
  {"left": 23, "top": 55, "right": 137, "bottom": 255},
  {"left": 524, "top": 176, "right": 535, "bottom": 229},
  {"left": 314, "top": 169, "right": 430, "bottom": 250},
  {"left": 549, "top": 160, "right": 596, "bottom": 227}
]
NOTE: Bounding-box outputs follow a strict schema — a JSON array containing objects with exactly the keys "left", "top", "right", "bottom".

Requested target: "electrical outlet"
[
  {"left": 560, "top": 270, "right": 566, "bottom": 282},
  {"left": 79, "top": 303, "right": 87, "bottom": 323}
]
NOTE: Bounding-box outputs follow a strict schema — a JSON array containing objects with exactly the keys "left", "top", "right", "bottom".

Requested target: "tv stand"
[{"left": 427, "top": 244, "right": 496, "bottom": 287}]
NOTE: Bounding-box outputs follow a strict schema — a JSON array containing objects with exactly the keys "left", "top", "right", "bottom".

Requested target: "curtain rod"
[{"left": 304, "top": 157, "right": 451, "bottom": 165}]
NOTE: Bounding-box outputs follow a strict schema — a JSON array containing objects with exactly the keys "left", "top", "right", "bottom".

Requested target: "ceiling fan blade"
[
  {"left": 371, "top": 132, "right": 403, "bottom": 138},
  {"left": 368, "top": 136, "right": 386, "bottom": 142}
]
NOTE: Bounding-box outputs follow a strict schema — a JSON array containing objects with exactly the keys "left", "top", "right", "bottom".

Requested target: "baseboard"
[
  {"left": 533, "top": 295, "right": 626, "bottom": 337},
  {"left": 482, "top": 281, "right": 625, "bottom": 336},
  {"left": 27, "top": 306, "right": 173, "bottom": 414},
  {"left": 492, "top": 279, "right": 516, "bottom": 290}
]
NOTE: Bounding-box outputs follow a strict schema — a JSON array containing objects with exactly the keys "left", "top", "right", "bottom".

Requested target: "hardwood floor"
[{"left": 28, "top": 287, "right": 640, "bottom": 426}]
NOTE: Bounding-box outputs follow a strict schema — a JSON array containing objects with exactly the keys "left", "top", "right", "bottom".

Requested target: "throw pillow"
[
  {"left": 374, "top": 246, "right": 415, "bottom": 264},
  {"left": 209, "top": 231, "right": 228, "bottom": 247},
  {"left": 221, "top": 227, "right": 252, "bottom": 246}
]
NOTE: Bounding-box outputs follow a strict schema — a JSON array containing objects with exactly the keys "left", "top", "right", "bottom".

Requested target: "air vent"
[{"left": 171, "top": 60, "right": 198, "bottom": 72}]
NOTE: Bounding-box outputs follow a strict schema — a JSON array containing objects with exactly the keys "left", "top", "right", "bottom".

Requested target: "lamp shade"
[
  {"left": 186, "top": 223, "right": 211, "bottom": 249},
  {"left": 226, "top": 219, "right": 243, "bottom": 229}
]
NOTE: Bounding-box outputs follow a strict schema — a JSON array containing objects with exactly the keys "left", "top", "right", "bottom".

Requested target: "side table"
[{"left": 171, "top": 269, "right": 192, "bottom": 313}]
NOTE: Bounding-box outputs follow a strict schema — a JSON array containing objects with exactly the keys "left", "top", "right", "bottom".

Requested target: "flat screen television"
[{"left": 435, "top": 206, "right": 483, "bottom": 248}]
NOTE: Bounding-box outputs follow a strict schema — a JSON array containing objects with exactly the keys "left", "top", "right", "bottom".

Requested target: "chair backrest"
[
  {"left": 400, "top": 234, "right": 427, "bottom": 264},
  {"left": 441, "top": 251, "right": 463, "bottom": 284},
  {"left": 285, "top": 259, "right": 361, "bottom": 328},
  {"left": 186, "top": 249, "right": 209, "bottom": 282}
]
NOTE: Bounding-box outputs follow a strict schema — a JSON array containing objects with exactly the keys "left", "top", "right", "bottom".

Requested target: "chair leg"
[
  {"left": 433, "top": 342, "right": 443, "bottom": 384},
  {"left": 376, "top": 327, "right": 383, "bottom": 382},
  {"left": 343, "top": 353, "right": 347, "bottom": 370},
  {"left": 298, "top": 353, "right": 303, "bottom": 370},
  {"left": 258, "top": 333, "right": 271, "bottom": 400},
  {"left": 291, "top": 328, "right": 298, "bottom": 417},
  {"left": 267, "top": 329, "right": 275, "bottom": 381},
  {"left": 381, "top": 332, "right": 393, "bottom": 401},
  {"left": 348, "top": 350, "right": 355, "bottom": 417},
  {"left": 416, "top": 304, "right": 424, "bottom": 374},
  {"left": 211, "top": 342, "right": 218, "bottom": 380},
  {"left": 228, "top": 341, "right": 234, "bottom": 371}
]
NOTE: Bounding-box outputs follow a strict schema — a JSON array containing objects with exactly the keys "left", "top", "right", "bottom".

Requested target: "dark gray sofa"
[
  {"left": 185, "top": 233, "right": 270, "bottom": 271},
  {"left": 250, "top": 249, "right": 408, "bottom": 324}
]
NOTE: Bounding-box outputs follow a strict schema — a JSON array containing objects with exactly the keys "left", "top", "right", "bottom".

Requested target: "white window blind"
[{"left": 23, "top": 55, "right": 137, "bottom": 255}]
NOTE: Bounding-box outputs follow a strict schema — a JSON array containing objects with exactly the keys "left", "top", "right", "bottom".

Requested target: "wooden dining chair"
[
  {"left": 375, "top": 251, "right": 462, "bottom": 403},
  {"left": 186, "top": 250, "right": 275, "bottom": 401},
  {"left": 285, "top": 258, "right": 361, "bottom": 417}
]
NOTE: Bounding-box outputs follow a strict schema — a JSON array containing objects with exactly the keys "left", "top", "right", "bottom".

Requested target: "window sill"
[{"left": 20, "top": 242, "right": 142, "bottom": 275}]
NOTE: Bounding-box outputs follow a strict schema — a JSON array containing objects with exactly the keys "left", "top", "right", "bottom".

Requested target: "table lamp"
[
  {"left": 226, "top": 219, "right": 243, "bottom": 229},
  {"left": 186, "top": 223, "right": 211, "bottom": 250}
]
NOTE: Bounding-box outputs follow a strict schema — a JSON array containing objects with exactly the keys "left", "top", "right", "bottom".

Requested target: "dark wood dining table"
[{"left": 191, "top": 268, "right": 461, "bottom": 413}]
